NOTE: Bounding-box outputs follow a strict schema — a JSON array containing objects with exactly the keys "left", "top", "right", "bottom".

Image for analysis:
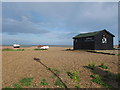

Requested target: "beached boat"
[
  {"left": 37, "top": 45, "right": 49, "bottom": 49},
  {"left": 13, "top": 44, "right": 20, "bottom": 48}
]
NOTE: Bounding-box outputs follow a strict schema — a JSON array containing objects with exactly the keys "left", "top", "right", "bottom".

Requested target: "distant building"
[{"left": 73, "top": 29, "right": 115, "bottom": 50}]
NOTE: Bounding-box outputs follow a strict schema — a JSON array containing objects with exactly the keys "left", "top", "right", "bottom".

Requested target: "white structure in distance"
[
  {"left": 38, "top": 46, "right": 49, "bottom": 49},
  {"left": 13, "top": 44, "right": 20, "bottom": 48}
]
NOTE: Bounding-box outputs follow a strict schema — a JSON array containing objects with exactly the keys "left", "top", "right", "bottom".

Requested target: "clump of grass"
[
  {"left": 47, "top": 68, "right": 51, "bottom": 71},
  {"left": 15, "top": 49, "right": 24, "bottom": 51},
  {"left": 13, "top": 83, "right": 22, "bottom": 88},
  {"left": 116, "top": 54, "right": 120, "bottom": 56},
  {"left": 40, "top": 79, "right": 49, "bottom": 86},
  {"left": 54, "top": 69, "right": 61, "bottom": 75},
  {"left": 66, "top": 71, "right": 80, "bottom": 82},
  {"left": 50, "top": 76, "right": 55, "bottom": 79},
  {"left": 2, "top": 48, "right": 13, "bottom": 51},
  {"left": 4, "top": 86, "right": 11, "bottom": 88},
  {"left": 34, "top": 49, "right": 47, "bottom": 50},
  {"left": 20, "top": 77, "right": 33, "bottom": 86},
  {"left": 2, "top": 48, "right": 24, "bottom": 51},
  {"left": 87, "top": 63, "right": 96, "bottom": 70},
  {"left": 54, "top": 79, "right": 65, "bottom": 88},
  {"left": 90, "top": 74, "right": 111, "bottom": 88},
  {"left": 75, "top": 85, "right": 80, "bottom": 88},
  {"left": 89, "top": 75, "right": 94, "bottom": 78},
  {"left": 91, "top": 75, "right": 102, "bottom": 84},
  {"left": 67, "top": 72, "right": 73, "bottom": 79},
  {"left": 72, "top": 71, "right": 80, "bottom": 82},
  {"left": 99, "top": 63, "right": 108, "bottom": 69}
]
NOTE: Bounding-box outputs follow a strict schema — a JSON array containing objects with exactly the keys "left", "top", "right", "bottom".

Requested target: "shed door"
[
  {"left": 82, "top": 37, "right": 95, "bottom": 50},
  {"left": 82, "top": 42, "right": 95, "bottom": 50}
]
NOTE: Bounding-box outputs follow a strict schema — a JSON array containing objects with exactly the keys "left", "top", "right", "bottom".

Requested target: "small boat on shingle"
[
  {"left": 37, "top": 45, "right": 49, "bottom": 50},
  {"left": 13, "top": 44, "right": 20, "bottom": 48}
]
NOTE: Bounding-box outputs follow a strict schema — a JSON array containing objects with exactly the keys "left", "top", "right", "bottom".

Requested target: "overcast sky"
[{"left": 2, "top": 2, "right": 118, "bottom": 45}]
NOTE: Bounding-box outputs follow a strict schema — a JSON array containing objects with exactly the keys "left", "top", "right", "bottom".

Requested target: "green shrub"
[
  {"left": 88, "top": 63, "right": 96, "bottom": 70},
  {"left": 89, "top": 75, "right": 94, "bottom": 78},
  {"left": 13, "top": 83, "right": 22, "bottom": 88},
  {"left": 54, "top": 79, "right": 65, "bottom": 88},
  {"left": 66, "top": 71, "right": 80, "bottom": 82},
  {"left": 54, "top": 69, "right": 61, "bottom": 75},
  {"left": 75, "top": 85, "right": 80, "bottom": 88},
  {"left": 2, "top": 48, "right": 13, "bottom": 51},
  {"left": 91, "top": 74, "right": 111, "bottom": 88},
  {"left": 40, "top": 79, "right": 49, "bottom": 86},
  {"left": 50, "top": 76, "right": 55, "bottom": 79},
  {"left": 20, "top": 77, "right": 33, "bottom": 86},
  {"left": 34, "top": 49, "right": 47, "bottom": 50},
  {"left": 99, "top": 63, "right": 108, "bottom": 69},
  {"left": 116, "top": 54, "right": 120, "bottom": 56},
  {"left": 2, "top": 48, "right": 24, "bottom": 51},
  {"left": 15, "top": 49, "right": 24, "bottom": 51},
  {"left": 4, "top": 86, "right": 11, "bottom": 88},
  {"left": 47, "top": 68, "right": 51, "bottom": 71}
]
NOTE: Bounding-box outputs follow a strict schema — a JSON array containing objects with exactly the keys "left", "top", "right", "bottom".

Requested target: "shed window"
[{"left": 102, "top": 35, "right": 107, "bottom": 43}]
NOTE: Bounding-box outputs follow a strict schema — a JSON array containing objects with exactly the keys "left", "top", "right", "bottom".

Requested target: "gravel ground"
[{"left": 2, "top": 47, "right": 119, "bottom": 88}]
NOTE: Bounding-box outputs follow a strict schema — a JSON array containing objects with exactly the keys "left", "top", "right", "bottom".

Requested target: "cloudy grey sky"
[{"left": 2, "top": 2, "right": 118, "bottom": 45}]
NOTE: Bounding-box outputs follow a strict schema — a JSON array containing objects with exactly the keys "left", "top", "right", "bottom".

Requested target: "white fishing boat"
[
  {"left": 40, "top": 46, "right": 49, "bottom": 49},
  {"left": 37, "top": 45, "right": 49, "bottom": 49},
  {"left": 13, "top": 44, "right": 20, "bottom": 48}
]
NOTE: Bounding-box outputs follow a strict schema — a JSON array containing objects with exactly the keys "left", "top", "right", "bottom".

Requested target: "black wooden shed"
[{"left": 73, "top": 29, "right": 115, "bottom": 50}]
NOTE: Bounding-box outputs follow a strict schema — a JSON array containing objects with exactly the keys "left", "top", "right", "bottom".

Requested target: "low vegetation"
[
  {"left": 19, "top": 77, "right": 33, "bottom": 86},
  {"left": 99, "top": 63, "right": 108, "bottom": 69},
  {"left": 13, "top": 83, "right": 22, "bottom": 88},
  {"left": 53, "top": 69, "right": 61, "bottom": 75},
  {"left": 90, "top": 74, "right": 111, "bottom": 88},
  {"left": 88, "top": 63, "right": 113, "bottom": 88},
  {"left": 66, "top": 71, "right": 80, "bottom": 82},
  {"left": 87, "top": 63, "right": 96, "bottom": 70},
  {"left": 54, "top": 79, "right": 65, "bottom": 88},
  {"left": 4, "top": 77, "right": 33, "bottom": 89},
  {"left": 34, "top": 48, "right": 48, "bottom": 50},
  {"left": 50, "top": 76, "right": 56, "bottom": 79},
  {"left": 2, "top": 48, "right": 24, "bottom": 51},
  {"left": 116, "top": 54, "right": 120, "bottom": 56},
  {"left": 47, "top": 68, "right": 51, "bottom": 71},
  {"left": 75, "top": 85, "right": 80, "bottom": 88},
  {"left": 3, "top": 62, "right": 117, "bottom": 88},
  {"left": 4, "top": 86, "right": 11, "bottom": 88},
  {"left": 40, "top": 79, "right": 49, "bottom": 86}
]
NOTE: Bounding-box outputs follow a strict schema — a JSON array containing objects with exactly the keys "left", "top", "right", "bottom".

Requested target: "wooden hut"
[{"left": 73, "top": 29, "right": 115, "bottom": 50}]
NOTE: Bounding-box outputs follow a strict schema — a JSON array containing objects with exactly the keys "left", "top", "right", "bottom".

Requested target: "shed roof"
[{"left": 73, "top": 29, "right": 115, "bottom": 39}]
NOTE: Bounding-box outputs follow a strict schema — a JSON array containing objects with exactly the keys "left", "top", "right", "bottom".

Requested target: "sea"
[{"left": 2, "top": 45, "right": 73, "bottom": 48}]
